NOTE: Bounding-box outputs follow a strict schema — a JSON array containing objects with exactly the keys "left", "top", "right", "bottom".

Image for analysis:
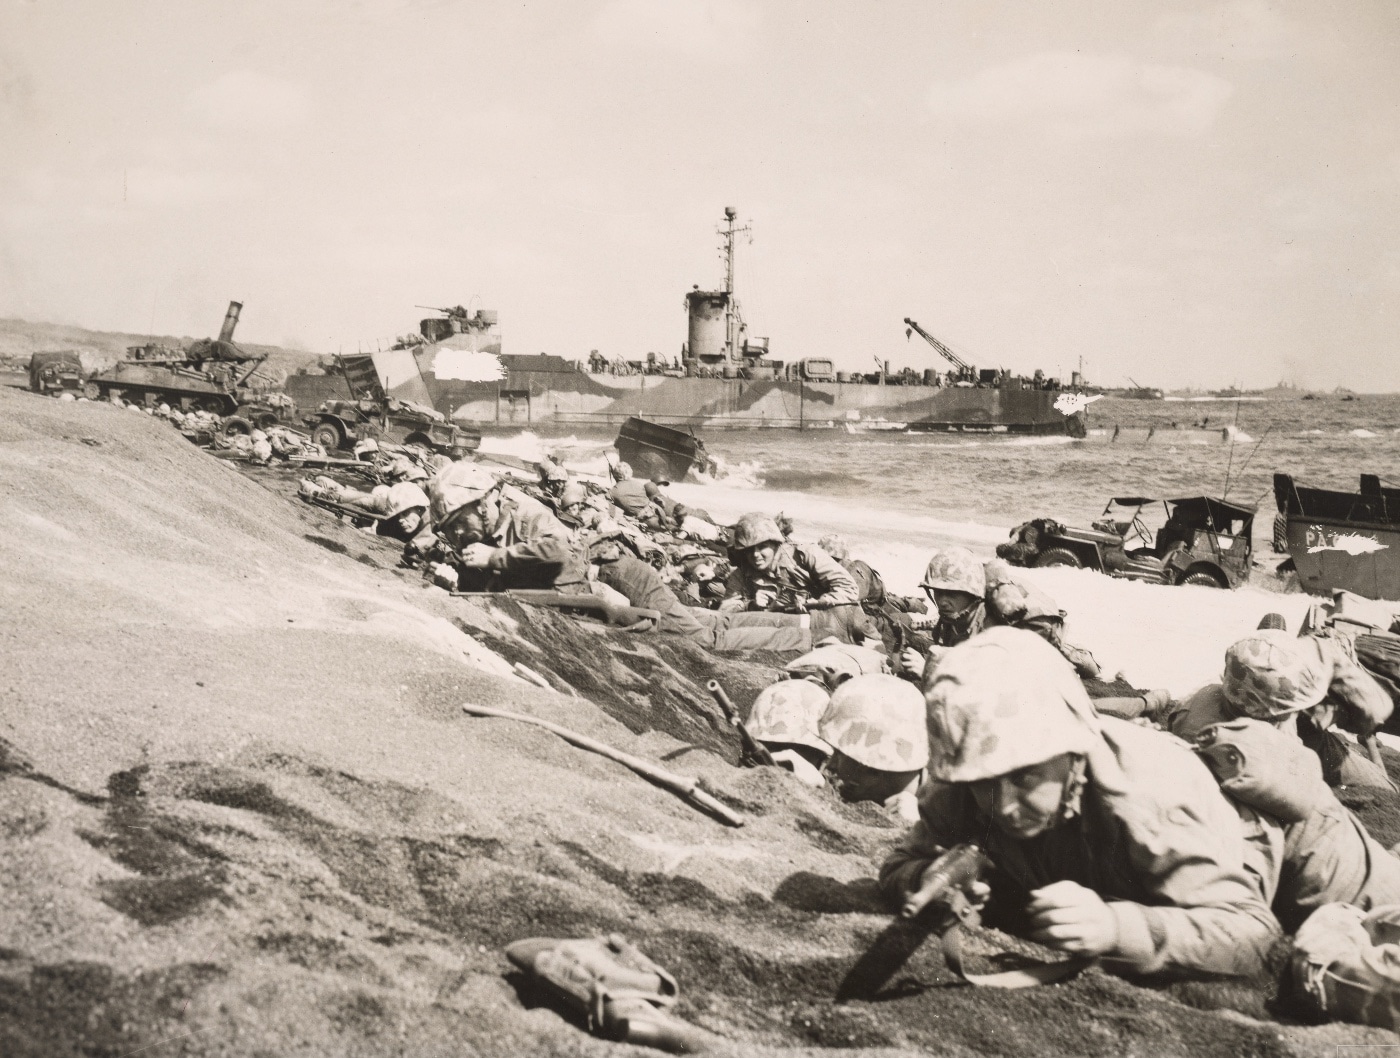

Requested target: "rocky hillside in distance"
[{"left": 0, "top": 316, "right": 329, "bottom": 381}]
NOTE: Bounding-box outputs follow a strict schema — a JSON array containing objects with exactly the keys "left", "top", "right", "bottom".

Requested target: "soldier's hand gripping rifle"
[
  {"left": 705, "top": 680, "right": 775, "bottom": 767},
  {"left": 898, "top": 842, "right": 991, "bottom": 926},
  {"left": 836, "top": 844, "right": 1087, "bottom": 998}
]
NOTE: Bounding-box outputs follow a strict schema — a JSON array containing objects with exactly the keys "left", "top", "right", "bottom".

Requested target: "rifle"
[
  {"left": 461, "top": 704, "right": 743, "bottom": 827},
  {"left": 705, "top": 680, "right": 776, "bottom": 767},
  {"left": 298, "top": 493, "right": 382, "bottom": 525},
  {"left": 836, "top": 844, "right": 1087, "bottom": 997},
  {"left": 452, "top": 590, "right": 660, "bottom": 627}
]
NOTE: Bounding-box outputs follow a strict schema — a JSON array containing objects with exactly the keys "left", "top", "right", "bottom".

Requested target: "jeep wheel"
[
  {"left": 1034, "top": 547, "right": 1082, "bottom": 569},
  {"left": 311, "top": 422, "right": 343, "bottom": 450},
  {"left": 221, "top": 415, "right": 253, "bottom": 439},
  {"left": 1181, "top": 569, "right": 1227, "bottom": 588}
]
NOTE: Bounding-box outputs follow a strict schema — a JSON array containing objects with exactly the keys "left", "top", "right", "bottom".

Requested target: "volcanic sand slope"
[{"left": 2, "top": 385, "right": 1398, "bottom": 1056}]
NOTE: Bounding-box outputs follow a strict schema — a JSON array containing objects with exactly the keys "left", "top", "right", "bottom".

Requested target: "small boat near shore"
[{"left": 1274, "top": 472, "right": 1400, "bottom": 602}]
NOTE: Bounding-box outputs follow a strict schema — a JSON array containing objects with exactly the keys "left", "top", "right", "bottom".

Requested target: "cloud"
[
  {"left": 928, "top": 52, "right": 1233, "bottom": 139},
  {"left": 1155, "top": 0, "right": 1311, "bottom": 62},
  {"left": 591, "top": 0, "right": 759, "bottom": 59},
  {"left": 187, "top": 71, "right": 312, "bottom": 130},
  {"left": 123, "top": 166, "right": 258, "bottom": 207}
]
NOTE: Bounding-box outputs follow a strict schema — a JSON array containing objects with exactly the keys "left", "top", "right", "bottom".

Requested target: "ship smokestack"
[{"left": 218, "top": 301, "right": 242, "bottom": 343}]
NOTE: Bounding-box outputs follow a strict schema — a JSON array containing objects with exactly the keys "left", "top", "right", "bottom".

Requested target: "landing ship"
[{"left": 291, "top": 210, "right": 1089, "bottom": 437}]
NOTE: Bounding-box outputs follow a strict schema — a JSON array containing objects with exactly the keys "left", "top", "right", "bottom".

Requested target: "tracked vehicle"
[{"left": 81, "top": 302, "right": 289, "bottom": 422}]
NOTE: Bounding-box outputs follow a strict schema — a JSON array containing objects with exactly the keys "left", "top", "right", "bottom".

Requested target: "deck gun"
[{"left": 705, "top": 680, "right": 775, "bottom": 767}]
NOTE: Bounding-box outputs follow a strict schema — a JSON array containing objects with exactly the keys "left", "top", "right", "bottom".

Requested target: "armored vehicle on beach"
[
  {"left": 999, "top": 495, "right": 1255, "bottom": 589},
  {"left": 304, "top": 353, "right": 480, "bottom": 457},
  {"left": 80, "top": 301, "right": 288, "bottom": 420}
]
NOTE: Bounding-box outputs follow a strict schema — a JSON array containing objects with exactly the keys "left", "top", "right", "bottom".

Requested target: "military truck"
[
  {"left": 28, "top": 351, "right": 84, "bottom": 396},
  {"left": 304, "top": 354, "right": 480, "bottom": 457}
]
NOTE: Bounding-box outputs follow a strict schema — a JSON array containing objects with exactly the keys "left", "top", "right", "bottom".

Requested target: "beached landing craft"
[
  {"left": 335, "top": 209, "right": 1089, "bottom": 436},
  {"left": 1275, "top": 472, "right": 1400, "bottom": 602}
]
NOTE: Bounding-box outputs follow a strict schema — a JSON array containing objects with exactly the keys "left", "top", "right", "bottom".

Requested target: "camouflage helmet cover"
[
  {"left": 427, "top": 462, "right": 500, "bottom": 524},
  {"left": 748, "top": 680, "right": 833, "bottom": 754},
  {"left": 733, "top": 512, "right": 784, "bottom": 549},
  {"left": 920, "top": 547, "right": 987, "bottom": 596},
  {"left": 819, "top": 673, "right": 930, "bottom": 772},
  {"left": 559, "top": 481, "right": 589, "bottom": 507},
  {"left": 384, "top": 481, "right": 430, "bottom": 517},
  {"left": 1221, "top": 629, "right": 1334, "bottom": 720},
  {"left": 925, "top": 626, "right": 1098, "bottom": 783}
]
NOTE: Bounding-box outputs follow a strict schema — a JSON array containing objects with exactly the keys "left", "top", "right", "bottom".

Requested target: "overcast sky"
[{"left": 2, "top": 0, "right": 1397, "bottom": 389}]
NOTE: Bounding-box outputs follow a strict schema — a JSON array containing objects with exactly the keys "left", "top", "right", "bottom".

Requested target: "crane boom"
[{"left": 903, "top": 318, "right": 971, "bottom": 371}]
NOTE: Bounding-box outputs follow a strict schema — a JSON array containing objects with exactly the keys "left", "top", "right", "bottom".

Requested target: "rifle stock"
[{"left": 705, "top": 680, "right": 776, "bottom": 767}]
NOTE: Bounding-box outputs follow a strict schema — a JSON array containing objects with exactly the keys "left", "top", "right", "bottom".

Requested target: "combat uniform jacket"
[
  {"left": 735, "top": 542, "right": 860, "bottom": 612},
  {"left": 608, "top": 478, "right": 651, "bottom": 518},
  {"left": 880, "top": 717, "right": 1281, "bottom": 978},
  {"left": 479, "top": 486, "right": 587, "bottom": 590}
]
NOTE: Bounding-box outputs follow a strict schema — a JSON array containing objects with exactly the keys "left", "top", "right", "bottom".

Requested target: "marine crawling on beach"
[{"left": 883, "top": 627, "right": 1400, "bottom": 982}]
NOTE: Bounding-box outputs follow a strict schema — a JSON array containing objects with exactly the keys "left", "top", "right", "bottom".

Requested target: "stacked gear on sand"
[
  {"left": 784, "top": 640, "right": 889, "bottom": 691},
  {"left": 505, "top": 934, "right": 713, "bottom": 1053}
]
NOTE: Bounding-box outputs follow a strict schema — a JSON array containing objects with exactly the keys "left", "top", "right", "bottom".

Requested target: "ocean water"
[{"left": 478, "top": 394, "right": 1400, "bottom": 695}]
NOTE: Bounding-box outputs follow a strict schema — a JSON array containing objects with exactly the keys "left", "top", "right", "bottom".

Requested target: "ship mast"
[{"left": 719, "top": 206, "right": 750, "bottom": 362}]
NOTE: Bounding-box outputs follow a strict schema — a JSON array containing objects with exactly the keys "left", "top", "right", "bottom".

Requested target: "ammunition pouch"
[{"left": 506, "top": 934, "right": 710, "bottom": 1053}]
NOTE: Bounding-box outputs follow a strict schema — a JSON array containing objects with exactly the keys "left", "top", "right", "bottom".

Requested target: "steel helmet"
[
  {"left": 748, "top": 680, "right": 833, "bottom": 754},
  {"left": 818, "top": 674, "right": 929, "bottom": 772},
  {"left": 541, "top": 461, "right": 569, "bottom": 484},
  {"left": 385, "top": 481, "right": 430, "bottom": 518},
  {"left": 427, "top": 462, "right": 500, "bottom": 524},
  {"left": 817, "top": 534, "right": 851, "bottom": 561},
  {"left": 920, "top": 547, "right": 987, "bottom": 596},
  {"left": 925, "top": 626, "right": 1098, "bottom": 784},
  {"left": 733, "top": 512, "right": 783, "bottom": 550},
  {"left": 610, "top": 460, "right": 633, "bottom": 482},
  {"left": 559, "top": 481, "right": 589, "bottom": 507},
  {"left": 1221, "top": 629, "right": 1334, "bottom": 720}
]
